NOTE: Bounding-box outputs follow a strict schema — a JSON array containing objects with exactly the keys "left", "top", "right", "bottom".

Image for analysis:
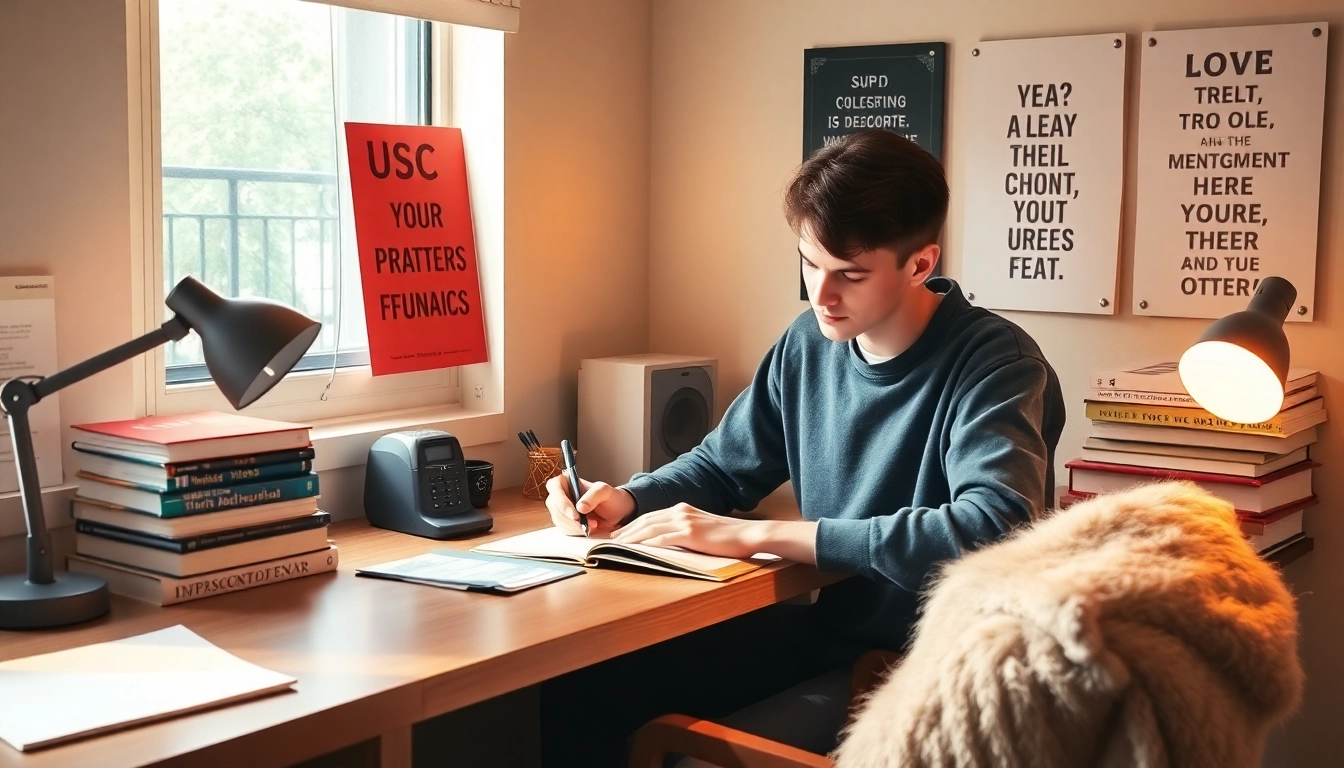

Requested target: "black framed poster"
[{"left": 800, "top": 43, "right": 947, "bottom": 299}]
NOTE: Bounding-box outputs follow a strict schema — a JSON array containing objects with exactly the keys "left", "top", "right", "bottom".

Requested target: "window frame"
[{"left": 131, "top": 0, "right": 462, "bottom": 425}]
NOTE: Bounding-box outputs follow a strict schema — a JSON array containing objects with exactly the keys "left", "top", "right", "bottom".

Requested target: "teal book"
[
  {"left": 72, "top": 444, "right": 316, "bottom": 489},
  {"left": 75, "top": 471, "right": 320, "bottom": 518},
  {"left": 73, "top": 450, "right": 312, "bottom": 492}
]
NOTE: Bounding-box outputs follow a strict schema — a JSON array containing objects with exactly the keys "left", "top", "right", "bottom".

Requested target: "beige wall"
[
  {"left": 0, "top": 1, "right": 138, "bottom": 461},
  {"left": 647, "top": 1, "right": 1341, "bottom": 765},
  {"left": 492, "top": 0, "right": 652, "bottom": 487},
  {"left": 0, "top": 0, "right": 137, "bottom": 576}
]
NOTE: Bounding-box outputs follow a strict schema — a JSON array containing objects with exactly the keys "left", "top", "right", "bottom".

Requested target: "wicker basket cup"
[{"left": 522, "top": 447, "right": 570, "bottom": 500}]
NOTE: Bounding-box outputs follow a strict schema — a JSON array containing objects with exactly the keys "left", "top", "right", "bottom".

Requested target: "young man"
[{"left": 540, "top": 129, "right": 1066, "bottom": 766}]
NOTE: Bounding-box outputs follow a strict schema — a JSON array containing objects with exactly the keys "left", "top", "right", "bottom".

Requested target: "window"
[{"left": 142, "top": 0, "right": 460, "bottom": 421}]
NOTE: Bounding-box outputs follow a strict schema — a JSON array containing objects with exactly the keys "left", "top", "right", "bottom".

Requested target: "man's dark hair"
[{"left": 784, "top": 129, "right": 949, "bottom": 264}]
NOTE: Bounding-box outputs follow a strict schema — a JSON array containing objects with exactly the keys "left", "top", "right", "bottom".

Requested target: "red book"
[
  {"left": 1064, "top": 458, "right": 1317, "bottom": 514},
  {"left": 71, "top": 411, "right": 311, "bottom": 464},
  {"left": 1059, "top": 491, "right": 1316, "bottom": 536}
]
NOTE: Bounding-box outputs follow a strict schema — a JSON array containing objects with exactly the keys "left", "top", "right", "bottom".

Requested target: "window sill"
[
  {"left": 308, "top": 404, "right": 508, "bottom": 472},
  {"left": 0, "top": 406, "right": 507, "bottom": 538},
  {"left": 0, "top": 483, "right": 78, "bottom": 539}
]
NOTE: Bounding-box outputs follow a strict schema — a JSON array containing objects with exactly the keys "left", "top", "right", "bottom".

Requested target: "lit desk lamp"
[
  {"left": 0, "top": 277, "right": 321, "bottom": 630},
  {"left": 1179, "top": 276, "right": 1296, "bottom": 424}
]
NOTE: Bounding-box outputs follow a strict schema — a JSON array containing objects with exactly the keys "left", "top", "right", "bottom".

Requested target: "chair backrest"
[{"left": 834, "top": 481, "right": 1303, "bottom": 768}]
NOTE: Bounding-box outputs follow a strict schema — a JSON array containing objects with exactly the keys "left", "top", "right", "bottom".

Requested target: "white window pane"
[{"left": 158, "top": 0, "right": 428, "bottom": 380}]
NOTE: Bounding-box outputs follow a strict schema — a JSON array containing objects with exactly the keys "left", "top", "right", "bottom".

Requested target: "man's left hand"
[{"left": 611, "top": 503, "right": 765, "bottom": 559}]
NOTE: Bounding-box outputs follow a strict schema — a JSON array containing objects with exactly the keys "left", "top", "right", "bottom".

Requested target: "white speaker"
[{"left": 578, "top": 354, "right": 718, "bottom": 486}]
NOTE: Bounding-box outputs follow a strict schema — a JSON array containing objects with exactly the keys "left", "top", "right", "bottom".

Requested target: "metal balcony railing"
[{"left": 161, "top": 165, "right": 368, "bottom": 383}]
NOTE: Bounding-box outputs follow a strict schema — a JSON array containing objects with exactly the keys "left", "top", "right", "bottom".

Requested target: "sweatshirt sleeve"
[
  {"left": 621, "top": 343, "right": 790, "bottom": 516},
  {"left": 814, "top": 355, "right": 1052, "bottom": 591}
]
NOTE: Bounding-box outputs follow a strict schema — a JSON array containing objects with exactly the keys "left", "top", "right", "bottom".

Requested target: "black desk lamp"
[
  {"left": 1179, "top": 276, "right": 1297, "bottom": 424},
  {"left": 0, "top": 276, "right": 321, "bottom": 630}
]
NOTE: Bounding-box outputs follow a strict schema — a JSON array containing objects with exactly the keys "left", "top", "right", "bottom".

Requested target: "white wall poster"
[
  {"left": 0, "top": 277, "right": 63, "bottom": 493},
  {"left": 1132, "top": 22, "right": 1328, "bottom": 320},
  {"left": 960, "top": 34, "right": 1127, "bottom": 314}
]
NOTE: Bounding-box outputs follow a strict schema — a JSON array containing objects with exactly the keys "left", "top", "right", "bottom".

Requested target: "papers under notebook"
[
  {"left": 355, "top": 549, "right": 584, "bottom": 593},
  {"left": 0, "top": 625, "right": 295, "bottom": 752},
  {"left": 472, "top": 527, "right": 781, "bottom": 582}
]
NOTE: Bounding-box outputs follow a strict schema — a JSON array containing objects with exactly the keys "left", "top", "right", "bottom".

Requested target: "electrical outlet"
[{"left": 473, "top": 386, "right": 484, "bottom": 399}]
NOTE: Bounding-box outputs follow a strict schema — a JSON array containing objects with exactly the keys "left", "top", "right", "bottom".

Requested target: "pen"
[
  {"left": 527, "top": 429, "right": 542, "bottom": 450},
  {"left": 560, "top": 439, "right": 588, "bottom": 537},
  {"left": 518, "top": 432, "right": 534, "bottom": 452}
]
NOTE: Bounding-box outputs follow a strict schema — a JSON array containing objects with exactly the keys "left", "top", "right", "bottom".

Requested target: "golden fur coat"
[{"left": 835, "top": 482, "right": 1303, "bottom": 768}]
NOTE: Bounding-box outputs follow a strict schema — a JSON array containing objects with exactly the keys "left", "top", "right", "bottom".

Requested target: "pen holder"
[{"left": 522, "top": 447, "right": 569, "bottom": 500}]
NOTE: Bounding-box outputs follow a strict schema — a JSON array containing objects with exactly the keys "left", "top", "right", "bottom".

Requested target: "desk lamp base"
[{"left": 0, "top": 572, "right": 109, "bottom": 630}]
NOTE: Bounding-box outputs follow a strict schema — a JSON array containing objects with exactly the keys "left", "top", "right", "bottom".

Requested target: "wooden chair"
[{"left": 627, "top": 650, "right": 902, "bottom": 768}]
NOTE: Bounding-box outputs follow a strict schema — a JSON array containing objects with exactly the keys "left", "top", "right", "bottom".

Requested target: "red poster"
[{"left": 344, "top": 123, "right": 488, "bottom": 375}]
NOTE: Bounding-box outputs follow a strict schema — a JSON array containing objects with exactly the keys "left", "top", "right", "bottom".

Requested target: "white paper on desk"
[
  {"left": 0, "top": 624, "right": 296, "bottom": 752},
  {"left": 0, "top": 276, "right": 63, "bottom": 493}
]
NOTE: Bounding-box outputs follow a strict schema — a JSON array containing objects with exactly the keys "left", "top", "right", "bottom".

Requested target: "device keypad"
[{"left": 427, "top": 465, "right": 464, "bottom": 511}]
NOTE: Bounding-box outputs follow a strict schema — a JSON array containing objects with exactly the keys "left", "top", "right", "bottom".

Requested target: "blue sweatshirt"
[{"left": 622, "top": 277, "right": 1066, "bottom": 650}]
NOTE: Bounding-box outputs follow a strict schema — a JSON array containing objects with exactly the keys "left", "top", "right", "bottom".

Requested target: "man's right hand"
[{"left": 544, "top": 475, "right": 637, "bottom": 537}]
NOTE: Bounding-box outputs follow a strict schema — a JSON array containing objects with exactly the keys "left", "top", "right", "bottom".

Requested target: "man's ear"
[{"left": 906, "top": 243, "right": 941, "bottom": 284}]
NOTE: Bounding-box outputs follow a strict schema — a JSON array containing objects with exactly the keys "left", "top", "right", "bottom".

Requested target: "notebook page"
[
  {"left": 0, "top": 624, "right": 295, "bottom": 751},
  {"left": 475, "top": 527, "right": 781, "bottom": 575},
  {"left": 473, "top": 526, "right": 600, "bottom": 561}
]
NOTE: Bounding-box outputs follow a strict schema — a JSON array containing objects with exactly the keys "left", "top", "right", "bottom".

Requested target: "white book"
[
  {"left": 1081, "top": 437, "right": 1295, "bottom": 464},
  {"left": 75, "top": 527, "right": 331, "bottom": 577},
  {"left": 0, "top": 625, "right": 295, "bottom": 751},
  {"left": 1249, "top": 511, "right": 1305, "bottom": 553},
  {"left": 1077, "top": 446, "right": 1309, "bottom": 479},
  {"left": 1088, "top": 422, "right": 1319, "bottom": 455},
  {"left": 1089, "top": 360, "right": 1318, "bottom": 394},
  {"left": 68, "top": 545, "right": 338, "bottom": 606},
  {"left": 1087, "top": 385, "right": 1318, "bottom": 411}
]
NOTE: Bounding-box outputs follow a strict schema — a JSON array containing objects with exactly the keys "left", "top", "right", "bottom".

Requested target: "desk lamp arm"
[{"left": 3, "top": 317, "right": 189, "bottom": 584}]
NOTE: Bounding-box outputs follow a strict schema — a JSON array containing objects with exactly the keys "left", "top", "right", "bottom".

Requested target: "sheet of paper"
[
  {"left": 358, "top": 549, "right": 582, "bottom": 591},
  {"left": 0, "top": 276, "right": 62, "bottom": 493},
  {"left": 0, "top": 624, "right": 295, "bottom": 752}
]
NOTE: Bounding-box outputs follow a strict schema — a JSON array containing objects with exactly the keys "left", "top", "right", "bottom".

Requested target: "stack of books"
[
  {"left": 65, "top": 411, "right": 337, "bottom": 605},
  {"left": 1062, "top": 361, "right": 1324, "bottom": 558}
]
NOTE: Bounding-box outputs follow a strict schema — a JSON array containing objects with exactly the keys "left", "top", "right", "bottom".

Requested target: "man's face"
[{"left": 799, "top": 232, "right": 915, "bottom": 343}]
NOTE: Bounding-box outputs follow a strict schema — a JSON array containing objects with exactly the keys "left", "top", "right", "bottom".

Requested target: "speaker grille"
[
  {"left": 648, "top": 365, "right": 715, "bottom": 470},
  {"left": 660, "top": 386, "right": 710, "bottom": 458}
]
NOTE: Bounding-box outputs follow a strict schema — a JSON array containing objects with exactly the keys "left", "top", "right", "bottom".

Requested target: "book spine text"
[
  {"left": 166, "top": 460, "right": 313, "bottom": 490},
  {"left": 162, "top": 474, "right": 320, "bottom": 516},
  {"left": 1087, "top": 402, "right": 1286, "bottom": 435},
  {"left": 165, "top": 547, "right": 337, "bottom": 604}
]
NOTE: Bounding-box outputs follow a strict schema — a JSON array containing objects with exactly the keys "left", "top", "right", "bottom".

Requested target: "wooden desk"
[{"left": 0, "top": 492, "right": 827, "bottom": 768}]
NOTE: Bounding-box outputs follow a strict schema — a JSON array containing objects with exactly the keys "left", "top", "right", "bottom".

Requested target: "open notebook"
[
  {"left": 472, "top": 527, "right": 780, "bottom": 582},
  {"left": 0, "top": 625, "right": 295, "bottom": 751}
]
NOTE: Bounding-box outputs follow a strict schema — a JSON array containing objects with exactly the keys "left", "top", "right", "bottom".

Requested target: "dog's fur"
[{"left": 834, "top": 482, "right": 1303, "bottom": 768}]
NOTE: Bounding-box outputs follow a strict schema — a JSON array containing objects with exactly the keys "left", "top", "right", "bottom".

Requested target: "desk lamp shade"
[
  {"left": 166, "top": 277, "right": 323, "bottom": 409},
  {"left": 1178, "top": 276, "right": 1295, "bottom": 425}
]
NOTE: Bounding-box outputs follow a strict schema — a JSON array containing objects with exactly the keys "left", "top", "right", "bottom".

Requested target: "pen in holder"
[{"left": 522, "top": 446, "right": 570, "bottom": 500}]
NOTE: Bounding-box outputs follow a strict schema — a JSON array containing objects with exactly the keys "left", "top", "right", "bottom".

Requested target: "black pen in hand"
[{"left": 560, "top": 439, "right": 588, "bottom": 537}]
